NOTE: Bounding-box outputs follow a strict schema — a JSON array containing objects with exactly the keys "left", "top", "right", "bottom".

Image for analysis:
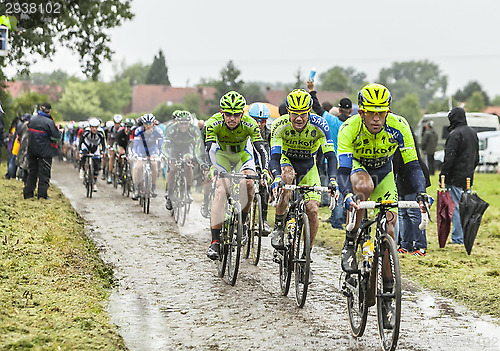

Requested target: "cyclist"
[
  {"left": 113, "top": 118, "right": 134, "bottom": 178},
  {"left": 106, "top": 114, "right": 123, "bottom": 183},
  {"left": 78, "top": 117, "right": 107, "bottom": 191},
  {"left": 338, "top": 83, "right": 428, "bottom": 274},
  {"left": 131, "top": 113, "right": 164, "bottom": 199},
  {"left": 205, "top": 91, "right": 270, "bottom": 260},
  {"left": 164, "top": 110, "right": 204, "bottom": 210},
  {"left": 247, "top": 102, "right": 272, "bottom": 236},
  {"left": 270, "top": 89, "right": 338, "bottom": 262}
]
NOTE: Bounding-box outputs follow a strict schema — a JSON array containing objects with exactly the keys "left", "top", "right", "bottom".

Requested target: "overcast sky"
[{"left": 9, "top": 0, "right": 500, "bottom": 98}]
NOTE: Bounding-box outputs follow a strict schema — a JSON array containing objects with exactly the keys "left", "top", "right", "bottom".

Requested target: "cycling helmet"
[
  {"left": 124, "top": 118, "right": 134, "bottom": 127},
  {"left": 219, "top": 91, "right": 246, "bottom": 113},
  {"left": 142, "top": 113, "right": 156, "bottom": 125},
  {"left": 358, "top": 83, "right": 391, "bottom": 112},
  {"left": 79, "top": 121, "right": 89, "bottom": 129},
  {"left": 173, "top": 110, "right": 192, "bottom": 123},
  {"left": 105, "top": 120, "right": 114, "bottom": 129},
  {"left": 89, "top": 118, "right": 100, "bottom": 127},
  {"left": 248, "top": 103, "right": 271, "bottom": 120},
  {"left": 286, "top": 89, "right": 312, "bottom": 113},
  {"left": 113, "top": 114, "right": 123, "bottom": 124}
]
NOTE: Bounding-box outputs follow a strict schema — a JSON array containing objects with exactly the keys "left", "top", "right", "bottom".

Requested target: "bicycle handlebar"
[
  {"left": 346, "top": 201, "right": 428, "bottom": 232},
  {"left": 271, "top": 184, "right": 336, "bottom": 210}
]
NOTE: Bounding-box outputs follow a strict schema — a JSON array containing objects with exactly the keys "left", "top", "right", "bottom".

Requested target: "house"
[
  {"left": 123, "top": 84, "right": 217, "bottom": 115},
  {"left": 3, "top": 80, "right": 63, "bottom": 101}
]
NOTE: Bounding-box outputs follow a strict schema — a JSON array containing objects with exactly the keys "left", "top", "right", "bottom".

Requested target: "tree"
[
  {"left": 378, "top": 60, "right": 448, "bottom": 108},
  {"left": 426, "top": 97, "right": 454, "bottom": 114},
  {"left": 14, "top": 69, "right": 72, "bottom": 86},
  {"left": 55, "top": 81, "right": 103, "bottom": 121},
  {"left": 203, "top": 60, "right": 244, "bottom": 114},
  {"left": 12, "top": 91, "right": 49, "bottom": 117},
  {"left": 466, "top": 91, "right": 486, "bottom": 112},
  {"left": 145, "top": 50, "right": 171, "bottom": 85},
  {"left": 1, "top": 0, "right": 133, "bottom": 82},
  {"left": 491, "top": 95, "right": 500, "bottom": 106},
  {"left": 319, "top": 66, "right": 367, "bottom": 93},
  {"left": 454, "top": 81, "right": 489, "bottom": 106},
  {"left": 390, "top": 93, "right": 422, "bottom": 128},
  {"left": 241, "top": 83, "right": 266, "bottom": 104},
  {"left": 96, "top": 79, "right": 132, "bottom": 120},
  {"left": 114, "top": 61, "right": 150, "bottom": 86}
]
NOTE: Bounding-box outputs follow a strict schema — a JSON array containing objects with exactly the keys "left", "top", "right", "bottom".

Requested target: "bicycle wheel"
[
  {"left": 121, "top": 161, "right": 128, "bottom": 196},
  {"left": 143, "top": 175, "right": 150, "bottom": 214},
  {"left": 376, "top": 234, "right": 401, "bottom": 351},
  {"left": 249, "top": 193, "right": 262, "bottom": 266},
  {"left": 113, "top": 159, "right": 119, "bottom": 188},
  {"left": 227, "top": 208, "right": 242, "bottom": 286},
  {"left": 87, "top": 160, "right": 94, "bottom": 198},
  {"left": 294, "top": 212, "right": 310, "bottom": 308},
  {"left": 178, "top": 175, "right": 188, "bottom": 226},
  {"left": 279, "top": 214, "right": 293, "bottom": 296},
  {"left": 345, "top": 235, "right": 369, "bottom": 338},
  {"left": 217, "top": 211, "right": 229, "bottom": 278},
  {"left": 144, "top": 197, "right": 150, "bottom": 214}
]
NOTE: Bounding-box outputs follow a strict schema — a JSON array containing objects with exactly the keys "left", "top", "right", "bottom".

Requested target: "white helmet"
[
  {"left": 89, "top": 118, "right": 100, "bottom": 127},
  {"left": 113, "top": 114, "right": 123, "bottom": 124},
  {"left": 105, "top": 120, "right": 114, "bottom": 129}
]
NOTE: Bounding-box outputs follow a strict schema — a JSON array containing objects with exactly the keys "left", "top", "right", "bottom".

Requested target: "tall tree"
[
  {"left": 319, "top": 66, "right": 367, "bottom": 93},
  {"left": 390, "top": 93, "right": 422, "bottom": 128},
  {"left": 454, "top": 81, "right": 490, "bottom": 106},
  {"left": 466, "top": 91, "right": 486, "bottom": 112},
  {"left": 1, "top": 0, "right": 133, "bottom": 83},
  {"left": 55, "top": 81, "right": 103, "bottom": 121},
  {"left": 14, "top": 69, "right": 71, "bottom": 86},
  {"left": 204, "top": 60, "right": 244, "bottom": 114},
  {"left": 96, "top": 79, "right": 132, "bottom": 119},
  {"left": 145, "top": 50, "right": 171, "bottom": 85},
  {"left": 378, "top": 60, "right": 448, "bottom": 108}
]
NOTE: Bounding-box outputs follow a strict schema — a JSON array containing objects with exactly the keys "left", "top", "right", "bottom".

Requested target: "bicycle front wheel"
[
  {"left": 346, "top": 236, "right": 369, "bottom": 337},
  {"left": 249, "top": 193, "right": 262, "bottom": 266},
  {"left": 178, "top": 176, "right": 188, "bottom": 226},
  {"left": 227, "top": 208, "right": 242, "bottom": 286},
  {"left": 294, "top": 213, "right": 310, "bottom": 308},
  {"left": 376, "top": 234, "right": 401, "bottom": 351}
]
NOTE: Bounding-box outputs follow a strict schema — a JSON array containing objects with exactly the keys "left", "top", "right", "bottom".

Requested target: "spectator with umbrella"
[
  {"left": 460, "top": 178, "right": 489, "bottom": 255},
  {"left": 436, "top": 175, "right": 455, "bottom": 248},
  {"left": 439, "top": 107, "right": 479, "bottom": 244}
]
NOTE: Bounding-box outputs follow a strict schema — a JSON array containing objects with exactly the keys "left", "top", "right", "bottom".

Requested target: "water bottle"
[
  {"left": 308, "top": 67, "right": 317, "bottom": 82},
  {"left": 362, "top": 239, "right": 374, "bottom": 270}
]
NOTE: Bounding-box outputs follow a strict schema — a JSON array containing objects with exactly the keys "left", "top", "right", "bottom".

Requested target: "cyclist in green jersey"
[
  {"left": 205, "top": 91, "right": 270, "bottom": 260},
  {"left": 337, "top": 83, "right": 429, "bottom": 273},
  {"left": 270, "top": 89, "right": 339, "bottom": 256}
]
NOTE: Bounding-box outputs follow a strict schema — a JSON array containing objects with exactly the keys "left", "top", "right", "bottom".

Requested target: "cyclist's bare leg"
[
  {"left": 240, "top": 169, "right": 256, "bottom": 214},
  {"left": 306, "top": 200, "right": 319, "bottom": 246},
  {"left": 210, "top": 178, "right": 230, "bottom": 230},
  {"left": 348, "top": 170, "right": 374, "bottom": 231},
  {"left": 108, "top": 150, "right": 115, "bottom": 173},
  {"left": 132, "top": 159, "right": 143, "bottom": 187},
  {"left": 151, "top": 159, "right": 158, "bottom": 188},
  {"left": 184, "top": 163, "right": 193, "bottom": 185},
  {"left": 166, "top": 162, "right": 176, "bottom": 194},
  {"left": 275, "top": 165, "right": 294, "bottom": 215}
]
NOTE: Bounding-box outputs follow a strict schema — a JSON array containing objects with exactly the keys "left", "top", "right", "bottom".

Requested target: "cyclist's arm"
[
  {"left": 254, "top": 140, "right": 269, "bottom": 171},
  {"left": 308, "top": 90, "right": 326, "bottom": 117},
  {"left": 269, "top": 124, "right": 284, "bottom": 178}
]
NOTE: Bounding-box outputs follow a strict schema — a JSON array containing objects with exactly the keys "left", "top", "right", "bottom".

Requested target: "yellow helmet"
[
  {"left": 358, "top": 83, "right": 391, "bottom": 112},
  {"left": 286, "top": 89, "right": 312, "bottom": 113}
]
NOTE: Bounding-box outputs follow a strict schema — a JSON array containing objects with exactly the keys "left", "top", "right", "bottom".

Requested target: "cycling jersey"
[
  {"left": 133, "top": 125, "right": 164, "bottom": 157},
  {"left": 205, "top": 113, "right": 269, "bottom": 173},
  {"left": 79, "top": 127, "right": 106, "bottom": 154},
  {"left": 337, "top": 113, "right": 418, "bottom": 169},
  {"left": 106, "top": 125, "right": 122, "bottom": 147},
  {"left": 163, "top": 121, "right": 203, "bottom": 161}
]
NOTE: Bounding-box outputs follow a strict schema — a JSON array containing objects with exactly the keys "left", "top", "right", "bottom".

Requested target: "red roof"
[
  {"left": 127, "top": 85, "right": 217, "bottom": 115},
  {"left": 483, "top": 106, "right": 500, "bottom": 116},
  {"left": 3, "top": 80, "right": 63, "bottom": 101}
]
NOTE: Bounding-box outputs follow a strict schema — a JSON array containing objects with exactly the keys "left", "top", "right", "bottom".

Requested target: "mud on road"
[{"left": 51, "top": 161, "right": 500, "bottom": 351}]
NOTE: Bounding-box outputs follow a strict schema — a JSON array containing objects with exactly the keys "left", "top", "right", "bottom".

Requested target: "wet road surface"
[{"left": 51, "top": 161, "right": 500, "bottom": 351}]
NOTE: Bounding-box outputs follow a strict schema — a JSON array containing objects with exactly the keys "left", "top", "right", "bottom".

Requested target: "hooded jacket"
[
  {"left": 439, "top": 107, "right": 479, "bottom": 188},
  {"left": 27, "top": 110, "right": 61, "bottom": 158}
]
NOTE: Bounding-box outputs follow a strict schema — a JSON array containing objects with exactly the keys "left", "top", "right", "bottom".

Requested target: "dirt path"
[{"left": 51, "top": 161, "right": 500, "bottom": 351}]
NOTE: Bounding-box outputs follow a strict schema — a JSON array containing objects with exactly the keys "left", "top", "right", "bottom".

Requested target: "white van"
[
  {"left": 416, "top": 112, "right": 500, "bottom": 151},
  {"left": 476, "top": 131, "right": 500, "bottom": 172}
]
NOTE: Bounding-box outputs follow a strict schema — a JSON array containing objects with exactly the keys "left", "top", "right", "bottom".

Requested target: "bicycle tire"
[
  {"left": 178, "top": 175, "right": 188, "bottom": 226},
  {"left": 173, "top": 175, "right": 180, "bottom": 222},
  {"left": 346, "top": 235, "right": 369, "bottom": 337},
  {"left": 227, "top": 207, "right": 242, "bottom": 286},
  {"left": 87, "top": 159, "right": 94, "bottom": 198},
  {"left": 376, "top": 234, "right": 401, "bottom": 351},
  {"left": 250, "top": 193, "right": 262, "bottom": 266},
  {"left": 217, "top": 207, "right": 229, "bottom": 278},
  {"left": 113, "top": 158, "right": 119, "bottom": 188},
  {"left": 279, "top": 215, "right": 294, "bottom": 296},
  {"left": 294, "top": 212, "right": 310, "bottom": 308},
  {"left": 121, "top": 161, "right": 127, "bottom": 196},
  {"left": 144, "top": 197, "right": 150, "bottom": 214}
]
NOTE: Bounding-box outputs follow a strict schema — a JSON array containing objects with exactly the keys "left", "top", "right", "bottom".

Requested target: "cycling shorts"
[
  {"left": 352, "top": 160, "right": 397, "bottom": 213},
  {"left": 209, "top": 139, "right": 256, "bottom": 174},
  {"left": 281, "top": 154, "right": 321, "bottom": 202}
]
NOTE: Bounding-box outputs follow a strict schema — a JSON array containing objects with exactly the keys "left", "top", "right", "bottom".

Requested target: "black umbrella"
[{"left": 459, "top": 189, "right": 489, "bottom": 255}]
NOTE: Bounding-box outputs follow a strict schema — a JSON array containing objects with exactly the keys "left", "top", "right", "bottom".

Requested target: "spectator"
[
  {"left": 15, "top": 114, "right": 31, "bottom": 182},
  {"left": 23, "top": 103, "right": 61, "bottom": 199},
  {"left": 439, "top": 107, "right": 479, "bottom": 244},
  {"left": 421, "top": 121, "right": 438, "bottom": 175},
  {"left": 5, "top": 115, "right": 20, "bottom": 179},
  {"left": 393, "top": 129, "right": 431, "bottom": 256}
]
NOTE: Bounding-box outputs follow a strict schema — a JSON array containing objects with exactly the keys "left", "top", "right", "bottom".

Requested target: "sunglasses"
[
  {"left": 223, "top": 112, "right": 243, "bottom": 117},
  {"left": 254, "top": 118, "right": 267, "bottom": 123}
]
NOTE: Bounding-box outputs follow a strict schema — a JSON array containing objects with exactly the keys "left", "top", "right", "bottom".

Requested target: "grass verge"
[
  {"left": 269, "top": 173, "right": 500, "bottom": 320},
  {"left": 0, "top": 164, "right": 126, "bottom": 350}
]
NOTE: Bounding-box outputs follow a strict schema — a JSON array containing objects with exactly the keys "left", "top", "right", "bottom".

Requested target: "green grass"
[
  {"left": 269, "top": 173, "right": 500, "bottom": 320},
  {"left": 0, "top": 164, "right": 126, "bottom": 350}
]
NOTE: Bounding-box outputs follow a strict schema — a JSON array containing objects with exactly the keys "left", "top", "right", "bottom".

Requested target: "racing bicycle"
[
  {"left": 168, "top": 158, "right": 193, "bottom": 226},
  {"left": 215, "top": 171, "right": 260, "bottom": 286},
  {"left": 342, "top": 200, "right": 428, "bottom": 351},
  {"left": 242, "top": 174, "right": 267, "bottom": 266}
]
